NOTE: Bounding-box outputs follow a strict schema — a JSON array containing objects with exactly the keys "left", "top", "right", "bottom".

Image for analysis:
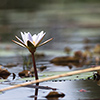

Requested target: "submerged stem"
[{"left": 31, "top": 52, "right": 38, "bottom": 80}]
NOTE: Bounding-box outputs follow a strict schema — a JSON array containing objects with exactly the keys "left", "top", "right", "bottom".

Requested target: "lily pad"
[
  {"left": 0, "top": 79, "right": 7, "bottom": 82},
  {"left": 19, "top": 71, "right": 94, "bottom": 81},
  {"left": 39, "top": 71, "right": 93, "bottom": 81}
]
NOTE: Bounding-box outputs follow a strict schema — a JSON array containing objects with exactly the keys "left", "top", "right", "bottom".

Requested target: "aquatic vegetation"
[
  {"left": 50, "top": 50, "right": 91, "bottom": 67},
  {"left": 18, "top": 70, "right": 32, "bottom": 78},
  {"left": 13, "top": 31, "right": 53, "bottom": 80},
  {"left": 12, "top": 31, "right": 53, "bottom": 53},
  {"left": 64, "top": 46, "right": 72, "bottom": 55},
  {"left": 45, "top": 91, "right": 65, "bottom": 98},
  {"left": 93, "top": 44, "right": 100, "bottom": 54},
  {"left": 0, "top": 65, "right": 11, "bottom": 79}
]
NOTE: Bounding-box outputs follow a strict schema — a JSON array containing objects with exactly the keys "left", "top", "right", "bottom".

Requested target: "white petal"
[
  {"left": 12, "top": 40, "right": 25, "bottom": 47},
  {"left": 35, "top": 31, "right": 46, "bottom": 45},
  {"left": 32, "top": 34, "right": 37, "bottom": 43},
  {"left": 21, "top": 32, "right": 26, "bottom": 44},
  {"left": 21, "top": 32, "right": 33, "bottom": 46},
  {"left": 15, "top": 35, "right": 24, "bottom": 44},
  {"left": 39, "top": 31, "right": 44, "bottom": 35},
  {"left": 38, "top": 38, "right": 53, "bottom": 47},
  {"left": 26, "top": 32, "right": 33, "bottom": 44},
  {"left": 15, "top": 36, "right": 27, "bottom": 47}
]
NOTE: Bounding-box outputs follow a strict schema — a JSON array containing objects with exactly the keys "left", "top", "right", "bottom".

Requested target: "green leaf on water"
[
  {"left": 19, "top": 71, "right": 94, "bottom": 81},
  {"left": 0, "top": 79, "right": 7, "bottom": 82},
  {"left": 0, "top": 92, "right": 3, "bottom": 94}
]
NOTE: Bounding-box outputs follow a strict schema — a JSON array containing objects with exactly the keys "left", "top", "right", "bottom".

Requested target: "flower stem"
[{"left": 31, "top": 52, "right": 38, "bottom": 80}]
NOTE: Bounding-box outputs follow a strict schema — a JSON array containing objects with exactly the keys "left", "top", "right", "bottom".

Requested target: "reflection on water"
[
  {"left": 34, "top": 88, "right": 38, "bottom": 100},
  {"left": 39, "top": 80, "right": 100, "bottom": 100},
  {"left": 34, "top": 83, "right": 39, "bottom": 100},
  {"left": 0, "top": 80, "right": 100, "bottom": 99}
]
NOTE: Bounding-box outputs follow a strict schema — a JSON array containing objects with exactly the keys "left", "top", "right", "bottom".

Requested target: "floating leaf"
[
  {"left": 0, "top": 79, "right": 7, "bottom": 82},
  {"left": 19, "top": 71, "right": 94, "bottom": 81},
  {"left": 45, "top": 91, "right": 65, "bottom": 98}
]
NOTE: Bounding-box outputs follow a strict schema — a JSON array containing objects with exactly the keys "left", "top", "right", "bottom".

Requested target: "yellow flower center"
[{"left": 33, "top": 41, "right": 35, "bottom": 44}]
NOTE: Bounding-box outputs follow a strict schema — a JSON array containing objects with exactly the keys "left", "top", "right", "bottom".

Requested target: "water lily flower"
[
  {"left": 13, "top": 31, "right": 53, "bottom": 81},
  {"left": 12, "top": 31, "right": 53, "bottom": 53}
]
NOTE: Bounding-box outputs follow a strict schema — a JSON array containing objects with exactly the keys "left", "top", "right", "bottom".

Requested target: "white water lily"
[{"left": 13, "top": 31, "right": 53, "bottom": 53}]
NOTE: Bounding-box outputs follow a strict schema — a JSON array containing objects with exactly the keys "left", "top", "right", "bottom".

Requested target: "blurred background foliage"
[
  {"left": 0, "top": 0, "right": 47, "bottom": 10},
  {"left": 0, "top": 0, "right": 100, "bottom": 10}
]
